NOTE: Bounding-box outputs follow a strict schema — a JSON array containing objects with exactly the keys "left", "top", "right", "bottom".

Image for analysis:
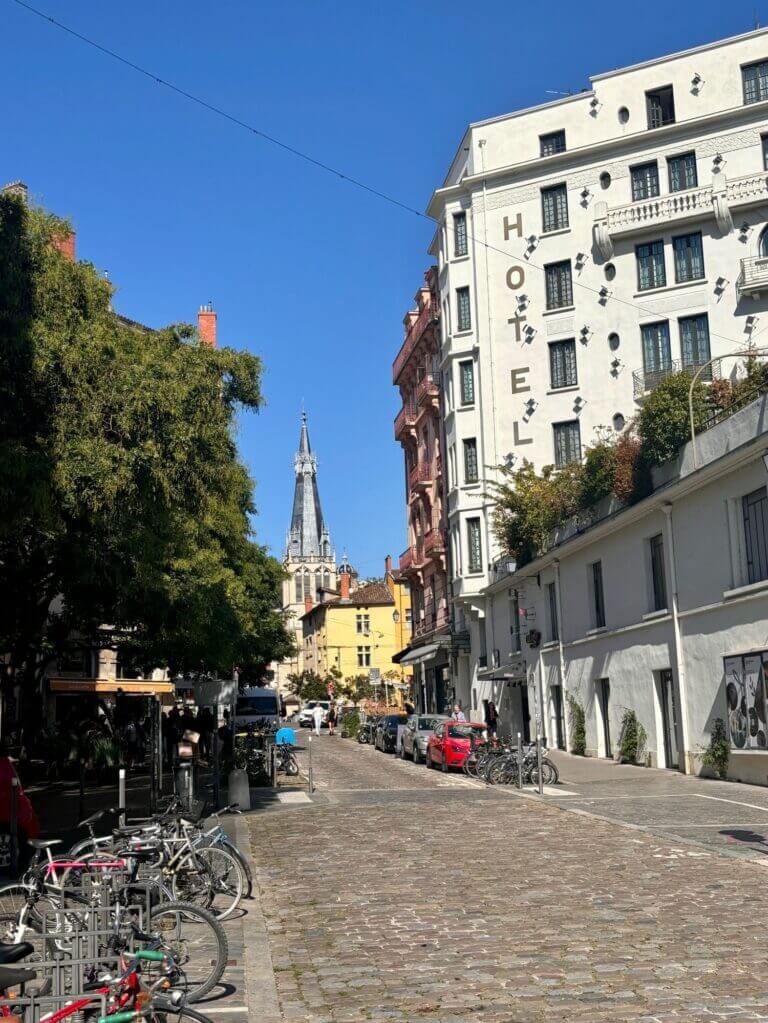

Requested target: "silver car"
[{"left": 399, "top": 714, "right": 449, "bottom": 764}]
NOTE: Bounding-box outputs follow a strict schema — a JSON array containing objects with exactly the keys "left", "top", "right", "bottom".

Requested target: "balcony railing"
[
  {"left": 413, "top": 605, "right": 450, "bottom": 638},
  {"left": 607, "top": 184, "right": 713, "bottom": 234},
  {"left": 737, "top": 255, "right": 768, "bottom": 299},
  {"left": 416, "top": 374, "right": 440, "bottom": 408},
  {"left": 392, "top": 300, "right": 440, "bottom": 383},
  {"left": 399, "top": 547, "right": 414, "bottom": 573},
  {"left": 632, "top": 357, "right": 721, "bottom": 399},
  {"left": 424, "top": 525, "right": 446, "bottom": 556},
  {"left": 408, "top": 462, "right": 433, "bottom": 490},
  {"left": 393, "top": 403, "right": 417, "bottom": 440}
]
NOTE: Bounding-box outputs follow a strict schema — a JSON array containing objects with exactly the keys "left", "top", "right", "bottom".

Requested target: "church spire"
[{"left": 286, "top": 412, "right": 333, "bottom": 562}]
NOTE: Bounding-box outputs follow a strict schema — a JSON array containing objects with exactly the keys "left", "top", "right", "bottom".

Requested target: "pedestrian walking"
[
  {"left": 485, "top": 700, "right": 499, "bottom": 736},
  {"left": 311, "top": 703, "right": 324, "bottom": 736},
  {"left": 452, "top": 703, "right": 466, "bottom": 722},
  {"left": 327, "top": 703, "right": 337, "bottom": 736}
]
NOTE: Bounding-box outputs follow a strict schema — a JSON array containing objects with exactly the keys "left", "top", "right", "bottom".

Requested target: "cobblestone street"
[{"left": 247, "top": 734, "right": 768, "bottom": 1023}]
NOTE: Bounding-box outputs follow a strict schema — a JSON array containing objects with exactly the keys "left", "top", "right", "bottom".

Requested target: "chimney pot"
[
  {"left": 385, "top": 555, "right": 392, "bottom": 576},
  {"left": 198, "top": 303, "right": 217, "bottom": 347}
]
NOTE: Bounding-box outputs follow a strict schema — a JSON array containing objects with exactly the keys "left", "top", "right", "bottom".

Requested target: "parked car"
[
  {"left": 399, "top": 714, "right": 448, "bottom": 764},
  {"left": 374, "top": 714, "right": 408, "bottom": 753},
  {"left": 426, "top": 720, "right": 486, "bottom": 772},
  {"left": 297, "top": 700, "right": 330, "bottom": 728},
  {"left": 233, "top": 686, "right": 281, "bottom": 730}
]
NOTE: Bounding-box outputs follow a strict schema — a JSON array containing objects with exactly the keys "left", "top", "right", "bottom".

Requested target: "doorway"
[
  {"left": 658, "top": 669, "right": 679, "bottom": 769},
  {"left": 597, "top": 678, "right": 612, "bottom": 758},
  {"left": 551, "top": 685, "right": 565, "bottom": 750}
]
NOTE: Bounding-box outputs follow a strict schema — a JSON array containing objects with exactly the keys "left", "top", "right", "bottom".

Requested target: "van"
[{"left": 234, "top": 686, "right": 281, "bottom": 730}]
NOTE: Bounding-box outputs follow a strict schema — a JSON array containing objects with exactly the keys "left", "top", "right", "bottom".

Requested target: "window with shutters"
[
  {"left": 679, "top": 314, "right": 711, "bottom": 374},
  {"left": 466, "top": 518, "right": 482, "bottom": 574},
  {"left": 743, "top": 487, "right": 768, "bottom": 584},
  {"left": 459, "top": 359, "right": 475, "bottom": 405},
  {"left": 553, "top": 420, "right": 581, "bottom": 468},
  {"left": 743, "top": 60, "right": 768, "bottom": 105},
  {"left": 545, "top": 260, "right": 573, "bottom": 309},
  {"left": 453, "top": 212, "right": 468, "bottom": 257},
  {"left": 463, "top": 438, "right": 478, "bottom": 484},
  {"left": 641, "top": 321, "right": 672, "bottom": 378},
  {"left": 631, "top": 162, "right": 660, "bottom": 201},
  {"left": 539, "top": 130, "right": 566, "bottom": 156},
  {"left": 649, "top": 533, "right": 668, "bottom": 612},
  {"left": 456, "top": 286, "right": 471, "bottom": 331},
  {"left": 549, "top": 339, "right": 577, "bottom": 389},
  {"left": 668, "top": 152, "right": 697, "bottom": 192},
  {"left": 673, "top": 232, "right": 705, "bottom": 283},
  {"left": 636, "top": 239, "right": 666, "bottom": 291},
  {"left": 646, "top": 86, "right": 675, "bottom": 128},
  {"left": 541, "top": 184, "right": 569, "bottom": 232}
]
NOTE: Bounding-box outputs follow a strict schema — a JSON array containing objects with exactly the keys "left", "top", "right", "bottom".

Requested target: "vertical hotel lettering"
[{"left": 504, "top": 212, "right": 532, "bottom": 447}]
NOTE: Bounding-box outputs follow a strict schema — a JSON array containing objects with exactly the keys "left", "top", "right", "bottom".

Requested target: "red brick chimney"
[
  {"left": 304, "top": 595, "right": 313, "bottom": 614},
  {"left": 198, "top": 303, "right": 217, "bottom": 347},
  {"left": 385, "top": 555, "right": 392, "bottom": 577},
  {"left": 51, "top": 229, "right": 75, "bottom": 262},
  {"left": 339, "top": 571, "right": 350, "bottom": 601}
]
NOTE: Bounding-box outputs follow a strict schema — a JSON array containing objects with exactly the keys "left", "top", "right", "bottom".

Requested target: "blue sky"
[{"left": 4, "top": 0, "right": 763, "bottom": 574}]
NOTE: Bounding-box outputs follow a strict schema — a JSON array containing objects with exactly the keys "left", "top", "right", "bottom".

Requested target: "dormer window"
[
  {"left": 539, "top": 130, "right": 566, "bottom": 157},
  {"left": 646, "top": 86, "right": 675, "bottom": 129}
]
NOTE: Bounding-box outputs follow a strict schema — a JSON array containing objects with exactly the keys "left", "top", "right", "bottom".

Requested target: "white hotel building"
[{"left": 426, "top": 28, "right": 768, "bottom": 749}]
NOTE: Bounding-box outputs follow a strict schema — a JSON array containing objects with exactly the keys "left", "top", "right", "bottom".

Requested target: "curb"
[{"left": 232, "top": 813, "right": 282, "bottom": 1023}]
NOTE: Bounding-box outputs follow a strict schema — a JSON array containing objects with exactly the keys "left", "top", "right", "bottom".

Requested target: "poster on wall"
[
  {"left": 745, "top": 655, "right": 767, "bottom": 749},
  {"left": 724, "top": 654, "right": 768, "bottom": 750},
  {"left": 725, "top": 657, "right": 748, "bottom": 749}
]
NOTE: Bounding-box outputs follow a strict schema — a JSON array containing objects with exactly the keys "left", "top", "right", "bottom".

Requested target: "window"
[
  {"left": 679, "top": 314, "right": 711, "bottom": 373},
  {"left": 466, "top": 518, "right": 482, "bottom": 573},
  {"left": 453, "top": 212, "right": 468, "bottom": 257},
  {"left": 295, "top": 573, "right": 302, "bottom": 602},
  {"left": 553, "top": 420, "right": 581, "bottom": 468},
  {"left": 356, "top": 613, "right": 370, "bottom": 635},
  {"left": 742, "top": 59, "right": 768, "bottom": 105},
  {"left": 673, "top": 232, "right": 705, "bottom": 283},
  {"left": 405, "top": 608, "right": 412, "bottom": 628},
  {"left": 547, "top": 582, "right": 559, "bottom": 642},
  {"left": 509, "top": 590, "right": 521, "bottom": 653},
  {"left": 549, "top": 339, "right": 577, "bottom": 389},
  {"left": 636, "top": 239, "right": 666, "bottom": 291},
  {"left": 631, "top": 162, "right": 660, "bottom": 201},
  {"left": 743, "top": 487, "right": 768, "bottom": 584},
  {"left": 463, "top": 438, "right": 479, "bottom": 484},
  {"left": 646, "top": 86, "right": 675, "bottom": 128},
  {"left": 541, "top": 184, "right": 569, "bottom": 232},
  {"left": 591, "top": 561, "right": 606, "bottom": 629},
  {"left": 448, "top": 444, "right": 457, "bottom": 489},
  {"left": 763, "top": 134, "right": 768, "bottom": 170},
  {"left": 459, "top": 359, "right": 475, "bottom": 405},
  {"left": 641, "top": 321, "right": 672, "bottom": 379},
  {"left": 357, "top": 646, "right": 371, "bottom": 668},
  {"left": 545, "top": 260, "right": 573, "bottom": 310},
  {"left": 456, "top": 286, "right": 471, "bottom": 331},
  {"left": 649, "top": 533, "right": 667, "bottom": 612},
  {"left": 540, "top": 130, "right": 566, "bottom": 157},
  {"left": 668, "top": 152, "right": 697, "bottom": 192}
]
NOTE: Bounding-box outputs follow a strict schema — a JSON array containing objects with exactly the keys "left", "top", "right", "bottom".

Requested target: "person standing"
[
  {"left": 485, "top": 700, "right": 499, "bottom": 736},
  {"left": 311, "top": 703, "right": 324, "bottom": 736},
  {"left": 452, "top": 704, "right": 466, "bottom": 722},
  {"left": 327, "top": 702, "right": 337, "bottom": 736}
]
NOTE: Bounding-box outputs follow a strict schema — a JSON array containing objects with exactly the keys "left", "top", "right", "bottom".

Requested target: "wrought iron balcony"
[
  {"left": 392, "top": 300, "right": 440, "bottom": 384},
  {"left": 408, "top": 462, "right": 433, "bottom": 491},
  {"left": 632, "top": 357, "right": 721, "bottom": 399},
  {"left": 415, "top": 374, "right": 440, "bottom": 409},
  {"left": 424, "top": 526, "right": 446, "bottom": 556},
  {"left": 737, "top": 256, "right": 768, "bottom": 299},
  {"left": 413, "top": 605, "right": 450, "bottom": 638},
  {"left": 393, "top": 403, "right": 417, "bottom": 441}
]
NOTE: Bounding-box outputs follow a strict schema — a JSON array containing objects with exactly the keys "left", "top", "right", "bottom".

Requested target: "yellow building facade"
[{"left": 302, "top": 559, "right": 412, "bottom": 688}]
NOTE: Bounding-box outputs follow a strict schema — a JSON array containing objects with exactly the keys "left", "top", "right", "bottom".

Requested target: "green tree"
[
  {"left": 637, "top": 371, "right": 709, "bottom": 466},
  {"left": 0, "top": 192, "right": 292, "bottom": 712},
  {"left": 491, "top": 460, "right": 583, "bottom": 563}
]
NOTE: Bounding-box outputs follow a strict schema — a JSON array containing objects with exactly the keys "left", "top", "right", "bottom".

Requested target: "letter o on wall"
[{"left": 506, "top": 266, "right": 525, "bottom": 290}]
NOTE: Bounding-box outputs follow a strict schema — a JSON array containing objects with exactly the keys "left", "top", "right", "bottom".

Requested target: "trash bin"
[{"left": 174, "top": 760, "right": 194, "bottom": 809}]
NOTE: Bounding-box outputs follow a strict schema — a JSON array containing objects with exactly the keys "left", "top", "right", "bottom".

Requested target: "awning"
[
  {"left": 49, "top": 678, "right": 174, "bottom": 696},
  {"left": 395, "top": 643, "right": 444, "bottom": 667}
]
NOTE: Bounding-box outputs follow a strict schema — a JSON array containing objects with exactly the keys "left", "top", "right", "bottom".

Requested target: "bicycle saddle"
[
  {"left": 0, "top": 965, "right": 37, "bottom": 989},
  {"left": 0, "top": 942, "right": 34, "bottom": 964},
  {"left": 78, "top": 810, "right": 106, "bottom": 827},
  {"left": 27, "top": 839, "right": 61, "bottom": 850}
]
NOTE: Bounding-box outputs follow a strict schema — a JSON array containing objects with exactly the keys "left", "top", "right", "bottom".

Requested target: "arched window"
[
  {"left": 760, "top": 225, "right": 768, "bottom": 257},
  {"left": 315, "top": 569, "right": 322, "bottom": 599},
  {"left": 323, "top": 569, "right": 330, "bottom": 591},
  {"left": 295, "top": 572, "right": 302, "bottom": 602},
  {"left": 304, "top": 571, "right": 313, "bottom": 599}
]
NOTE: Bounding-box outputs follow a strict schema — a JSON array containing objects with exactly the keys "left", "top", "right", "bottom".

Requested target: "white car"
[{"left": 297, "top": 700, "right": 330, "bottom": 727}]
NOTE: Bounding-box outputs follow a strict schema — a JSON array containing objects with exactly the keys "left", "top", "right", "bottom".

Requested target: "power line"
[{"left": 11, "top": 0, "right": 765, "bottom": 358}]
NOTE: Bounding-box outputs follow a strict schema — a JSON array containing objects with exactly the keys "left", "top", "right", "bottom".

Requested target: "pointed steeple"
[{"left": 286, "top": 412, "right": 333, "bottom": 562}]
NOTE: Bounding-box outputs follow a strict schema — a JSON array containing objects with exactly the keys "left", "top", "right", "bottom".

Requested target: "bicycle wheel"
[
  {"left": 144, "top": 901, "right": 228, "bottom": 1003},
  {"left": 172, "top": 847, "right": 244, "bottom": 920},
  {"left": 218, "top": 839, "right": 253, "bottom": 899},
  {"left": 0, "top": 911, "right": 55, "bottom": 995},
  {"left": 541, "top": 757, "right": 560, "bottom": 785},
  {"left": 148, "top": 997, "right": 216, "bottom": 1023}
]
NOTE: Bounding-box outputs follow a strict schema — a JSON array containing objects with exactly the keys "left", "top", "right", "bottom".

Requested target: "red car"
[{"left": 426, "top": 721, "right": 486, "bottom": 772}]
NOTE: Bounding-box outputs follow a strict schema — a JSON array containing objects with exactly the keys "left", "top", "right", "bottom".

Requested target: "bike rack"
[{"left": 0, "top": 990, "right": 109, "bottom": 1022}]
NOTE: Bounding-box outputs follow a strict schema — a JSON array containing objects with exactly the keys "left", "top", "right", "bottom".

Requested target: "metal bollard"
[
  {"left": 517, "top": 732, "right": 523, "bottom": 790},
  {"left": 9, "top": 777, "right": 18, "bottom": 876},
  {"left": 536, "top": 734, "right": 544, "bottom": 796},
  {"left": 118, "top": 768, "right": 126, "bottom": 828},
  {"left": 308, "top": 735, "right": 314, "bottom": 794},
  {"left": 212, "top": 729, "right": 221, "bottom": 810}
]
